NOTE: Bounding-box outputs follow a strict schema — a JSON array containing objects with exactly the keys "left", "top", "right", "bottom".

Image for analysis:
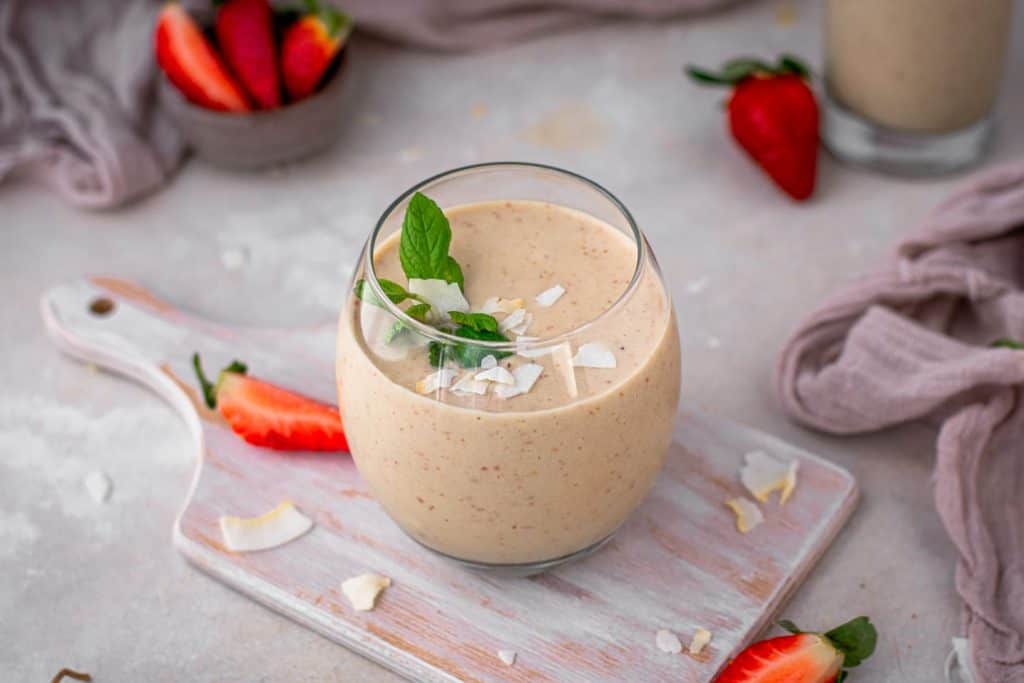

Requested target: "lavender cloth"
[
  {"left": 0, "top": 0, "right": 736, "bottom": 210},
  {"left": 777, "top": 162, "right": 1024, "bottom": 683}
]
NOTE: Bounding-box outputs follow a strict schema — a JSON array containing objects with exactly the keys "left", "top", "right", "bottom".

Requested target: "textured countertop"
[{"left": 3, "top": 1, "right": 1023, "bottom": 680}]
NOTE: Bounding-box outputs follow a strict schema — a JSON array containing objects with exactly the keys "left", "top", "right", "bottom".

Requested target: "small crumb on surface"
[
  {"left": 725, "top": 497, "right": 764, "bottom": 534},
  {"left": 685, "top": 277, "right": 710, "bottom": 294},
  {"left": 497, "top": 649, "right": 516, "bottom": 666},
  {"left": 656, "top": 629, "right": 683, "bottom": 654},
  {"left": 741, "top": 450, "right": 799, "bottom": 504},
  {"left": 84, "top": 471, "right": 112, "bottom": 503},
  {"left": 398, "top": 147, "right": 424, "bottom": 164},
  {"left": 706, "top": 336, "right": 722, "bottom": 350},
  {"left": 220, "top": 246, "right": 250, "bottom": 271},
  {"left": 342, "top": 573, "right": 391, "bottom": 611},
  {"left": 689, "top": 627, "right": 712, "bottom": 655},
  {"left": 775, "top": 2, "right": 798, "bottom": 25},
  {"left": 471, "top": 103, "right": 489, "bottom": 120}
]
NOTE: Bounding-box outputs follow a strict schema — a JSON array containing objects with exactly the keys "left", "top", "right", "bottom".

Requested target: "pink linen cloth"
[
  {"left": 0, "top": 0, "right": 738, "bottom": 210},
  {"left": 777, "top": 162, "right": 1024, "bottom": 683}
]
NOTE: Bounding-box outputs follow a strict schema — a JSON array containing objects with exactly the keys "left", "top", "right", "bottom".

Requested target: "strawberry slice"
[
  {"left": 215, "top": 0, "right": 281, "bottom": 109},
  {"left": 193, "top": 354, "right": 348, "bottom": 452},
  {"left": 686, "top": 55, "right": 819, "bottom": 201},
  {"left": 155, "top": 3, "right": 250, "bottom": 112},
  {"left": 715, "top": 617, "right": 877, "bottom": 683},
  {"left": 280, "top": 0, "right": 352, "bottom": 102}
]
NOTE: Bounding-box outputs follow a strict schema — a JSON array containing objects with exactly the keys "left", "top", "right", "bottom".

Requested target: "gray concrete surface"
[{"left": 3, "top": 1, "right": 1023, "bottom": 680}]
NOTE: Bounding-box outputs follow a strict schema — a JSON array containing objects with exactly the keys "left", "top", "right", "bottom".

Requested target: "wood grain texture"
[{"left": 41, "top": 277, "right": 858, "bottom": 682}]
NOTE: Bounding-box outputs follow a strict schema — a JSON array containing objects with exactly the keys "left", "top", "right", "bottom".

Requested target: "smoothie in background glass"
[
  {"left": 336, "top": 163, "right": 681, "bottom": 572},
  {"left": 823, "top": 0, "right": 1014, "bottom": 175}
]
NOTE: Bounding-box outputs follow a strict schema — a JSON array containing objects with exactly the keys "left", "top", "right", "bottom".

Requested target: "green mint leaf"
[
  {"left": 400, "top": 192, "right": 452, "bottom": 281},
  {"left": 428, "top": 341, "right": 447, "bottom": 368},
  {"left": 450, "top": 325, "right": 512, "bottom": 368},
  {"left": 448, "top": 311, "right": 499, "bottom": 333},
  {"left": 405, "top": 302, "right": 431, "bottom": 323},
  {"left": 354, "top": 278, "right": 424, "bottom": 307},
  {"left": 777, "top": 620, "right": 803, "bottom": 635},
  {"left": 440, "top": 256, "right": 464, "bottom": 291},
  {"left": 991, "top": 337, "right": 1024, "bottom": 350},
  {"left": 825, "top": 616, "right": 877, "bottom": 669},
  {"left": 383, "top": 320, "right": 408, "bottom": 344}
]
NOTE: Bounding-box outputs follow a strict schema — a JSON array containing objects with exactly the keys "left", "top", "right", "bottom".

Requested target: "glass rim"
[{"left": 363, "top": 161, "right": 646, "bottom": 349}]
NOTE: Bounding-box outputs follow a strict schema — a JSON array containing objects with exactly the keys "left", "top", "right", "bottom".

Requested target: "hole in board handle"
[{"left": 89, "top": 297, "right": 115, "bottom": 316}]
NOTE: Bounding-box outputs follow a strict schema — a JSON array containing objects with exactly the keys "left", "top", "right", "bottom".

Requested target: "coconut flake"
[
  {"left": 497, "top": 650, "right": 517, "bottom": 666},
  {"left": 689, "top": 628, "right": 712, "bottom": 655},
  {"left": 741, "top": 451, "right": 799, "bottom": 504},
  {"left": 499, "top": 308, "right": 532, "bottom": 336},
  {"left": 494, "top": 363, "right": 544, "bottom": 399},
  {"left": 725, "top": 497, "right": 764, "bottom": 534},
  {"left": 534, "top": 284, "right": 566, "bottom": 307},
  {"left": 656, "top": 629, "right": 683, "bottom": 654},
  {"left": 451, "top": 373, "right": 490, "bottom": 396},
  {"left": 516, "top": 336, "right": 555, "bottom": 359},
  {"left": 475, "top": 366, "right": 515, "bottom": 385},
  {"left": 219, "top": 501, "right": 314, "bottom": 552},
  {"left": 479, "top": 297, "right": 524, "bottom": 315},
  {"left": 416, "top": 369, "right": 458, "bottom": 394},
  {"left": 408, "top": 279, "right": 469, "bottom": 321},
  {"left": 341, "top": 573, "right": 391, "bottom": 611},
  {"left": 480, "top": 355, "right": 498, "bottom": 370},
  {"left": 572, "top": 343, "right": 617, "bottom": 369},
  {"left": 84, "top": 470, "right": 112, "bottom": 503}
]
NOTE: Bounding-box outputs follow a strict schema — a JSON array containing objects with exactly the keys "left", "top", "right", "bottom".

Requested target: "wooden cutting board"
[{"left": 42, "top": 276, "right": 857, "bottom": 682}]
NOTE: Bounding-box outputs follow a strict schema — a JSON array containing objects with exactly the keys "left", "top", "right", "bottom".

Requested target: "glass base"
[
  {"left": 411, "top": 533, "right": 615, "bottom": 578},
  {"left": 822, "top": 91, "right": 993, "bottom": 177}
]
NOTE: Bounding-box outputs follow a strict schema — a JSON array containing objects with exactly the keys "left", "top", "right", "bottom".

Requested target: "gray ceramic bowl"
[{"left": 160, "top": 52, "right": 352, "bottom": 170}]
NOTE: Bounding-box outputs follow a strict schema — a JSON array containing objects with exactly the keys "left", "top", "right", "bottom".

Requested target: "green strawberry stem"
[
  {"left": 192, "top": 352, "right": 248, "bottom": 409},
  {"left": 991, "top": 337, "right": 1024, "bottom": 349},
  {"left": 302, "top": 0, "right": 350, "bottom": 36},
  {"left": 777, "top": 616, "right": 878, "bottom": 673},
  {"left": 686, "top": 54, "right": 810, "bottom": 86}
]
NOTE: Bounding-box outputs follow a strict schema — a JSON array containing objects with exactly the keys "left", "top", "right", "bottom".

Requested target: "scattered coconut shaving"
[
  {"left": 480, "top": 297, "right": 524, "bottom": 315},
  {"left": 416, "top": 369, "right": 458, "bottom": 394},
  {"left": 480, "top": 355, "right": 498, "bottom": 370},
  {"left": 408, "top": 279, "right": 469, "bottom": 321},
  {"left": 219, "top": 501, "right": 313, "bottom": 552},
  {"left": 572, "top": 342, "right": 617, "bottom": 369},
  {"left": 656, "top": 629, "right": 683, "bottom": 654},
  {"left": 741, "top": 451, "right": 799, "bottom": 504},
  {"left": 725, "top": 497, "right": 764, "bottom": 534},
  {"left": 534, "top": 284, "right": 566, "bottom": 307},
  {"left": 494, "top": 363, "right": 544, "bottom": 399},
  {"left": 475, "top": 366, "right": 515, "bottom": 385},
  {"left": 499, "top": 308, "right": 533, "bottom": 335},
  {"left": 341, "top": 573, "right": 391, "bottom": 611},
  {"left": 689, "top": 627, "right": 712, "bottom": 655},
  {"left": 451, "top": 373, "right": 490, "bottom": 396},
  {"left": 497, "top": 650, "right": 517, "bottom": 666},
  {"left": 516, "top": 336, "right": 556, "bottom": 359},
  {"left": 685, "top": 276, "right": 710, "bottom": 294},
  {"left": 84, "top": 471, "right": 111, "bottom": 503}
]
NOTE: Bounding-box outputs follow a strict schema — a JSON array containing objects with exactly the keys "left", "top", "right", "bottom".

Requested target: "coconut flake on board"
[
  {"left": 725, "top": 497, "right": 764, "bottom": 534},
  {"left": 741, "top": 451, "right": 799, "bottom": 504},
  {"left": 475, "top": 366, "right": 515, "bottom": 385},
  {"left": 416, "top": 369, "right": 458, "bottom": 395},
  {"left": 494, "top": 363, "right": 544, "bottom": 399},
  {"left": 656, "top": 629, "right": 683, "bottom": 654},
  {"left": 534, "top": 284, "right": 565, "bottom": 307},
  {"left": 84, "top": 470, "right": 112, "bottom": 503},
  {"left": 408, "top": 279, "right": 469, "bottom": 321},
  {"left": 219, "top": 501, "right": 313, "bottom": 552},
  {"left": 572, "top": 342, "right": 617, "bottom": 369},
  {"left": 341, "top": 573, "right": 391, "bottom": 611},
  {"left": 689, "top": 628, "right": 712, "bottom": 655},
  {"left": 497, "top": 650, "right": 517, "bottom": 666},
  {"left": 479, "top": 297, "right": 524, "bottom": 315}
]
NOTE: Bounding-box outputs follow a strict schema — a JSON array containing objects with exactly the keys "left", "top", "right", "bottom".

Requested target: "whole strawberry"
[
  {"left": 215, "top": 0, "right": 281, "bottom": 109},
  {"left": 687, "top": 55, "right": 819, "bottom": 201},
  {"left": 715, "top": 616, "right": 877, "bottom": 683},
  {"left": 281, "top": 0, "right": 353, "bottom": 102}
]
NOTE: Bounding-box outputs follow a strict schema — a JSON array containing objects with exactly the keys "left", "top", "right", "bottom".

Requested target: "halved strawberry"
[
  {"left": 193, "top": 354, "right": 348, "bottom": 452},
  {"left": 715, "top": 617, "right": 877, "bottom": 683},
  {"left": 155, "top": 3, "right": 250, "bottom": 112},
  {"left": 280, "top": 0, "right": 352, "bottom": 102}
]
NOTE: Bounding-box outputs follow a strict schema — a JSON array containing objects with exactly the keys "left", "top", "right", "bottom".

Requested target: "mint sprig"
[
  {"left": 399, "top": 192, "right": 465, "bottom": 291},
  {"left": 448, "top": 311, "right": 499, "bottom": 333},
  {"left": 429, "top": 323, "right": 512, "bottom": 369}
]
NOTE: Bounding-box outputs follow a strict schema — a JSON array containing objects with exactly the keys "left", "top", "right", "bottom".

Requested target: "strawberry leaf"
[
  {"left": 777, "top": 619, "right": 803, "bottom": 634},
  {"left": 825, "top": 616, "right": 877, "bottom": 669},
  {"left": 991, "top": 337, "right": 1024, "bottom": 349}
]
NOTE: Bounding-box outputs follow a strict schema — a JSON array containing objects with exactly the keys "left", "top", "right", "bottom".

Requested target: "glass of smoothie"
[
  {"left": 337, "top": 163, "right": 681, "bottom": 575},
  {"left": 823, "top": 0, "right": 1015, "bottom": 175}
]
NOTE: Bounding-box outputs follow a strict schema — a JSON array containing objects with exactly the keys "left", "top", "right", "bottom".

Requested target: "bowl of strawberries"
[{"left": 156, "top": 0, "right": 353, "bottom": 170}]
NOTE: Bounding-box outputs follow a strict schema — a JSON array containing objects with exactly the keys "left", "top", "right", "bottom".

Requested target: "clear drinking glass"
[
  {"left": 822, "top": 0, "right": 1015, "bottom": 176},
  {"left": 336, "top": 163, "right": 681, "bottom": 576}
]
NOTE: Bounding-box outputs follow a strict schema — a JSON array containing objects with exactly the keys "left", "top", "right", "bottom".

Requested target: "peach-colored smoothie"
[{"left": 337, "top": 200, "right": 680, "bottom": 565}]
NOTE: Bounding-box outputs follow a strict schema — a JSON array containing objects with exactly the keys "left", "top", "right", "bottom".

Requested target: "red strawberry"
[
  {"left": 687, "top": 55, "right": 819, "bottom": 201},
  {"left": 155, "top": 3, "right": 250, "bottom": 112},
  {"left": 281, "top": 0, "right": 353, "bottom": 102},
  {"left": 215, "top": 0, "right": 281, "bottom": 109},
  {"left": 716, "top": 617, "right": 877, "bottom": 683},
  {"left": 193, "top": 354, "right": 348, "bottom": 452}
]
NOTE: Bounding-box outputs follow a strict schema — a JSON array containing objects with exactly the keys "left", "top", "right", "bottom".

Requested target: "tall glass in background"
[{"left": 823, "top": 0, "right": 1015, "bottom": 175}]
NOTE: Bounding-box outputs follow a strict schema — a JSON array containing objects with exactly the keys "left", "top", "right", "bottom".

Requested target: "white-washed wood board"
[{"left": 42, "top": 276, "right": 857, "bottom": 682}]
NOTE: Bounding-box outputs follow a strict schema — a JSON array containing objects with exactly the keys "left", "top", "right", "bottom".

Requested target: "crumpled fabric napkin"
[
  {"left": 777, "top": 162, "right": 1024, "bottom": 683},
  {"left": 0, "top": 0, "right": 737, "bottom": 210}
]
